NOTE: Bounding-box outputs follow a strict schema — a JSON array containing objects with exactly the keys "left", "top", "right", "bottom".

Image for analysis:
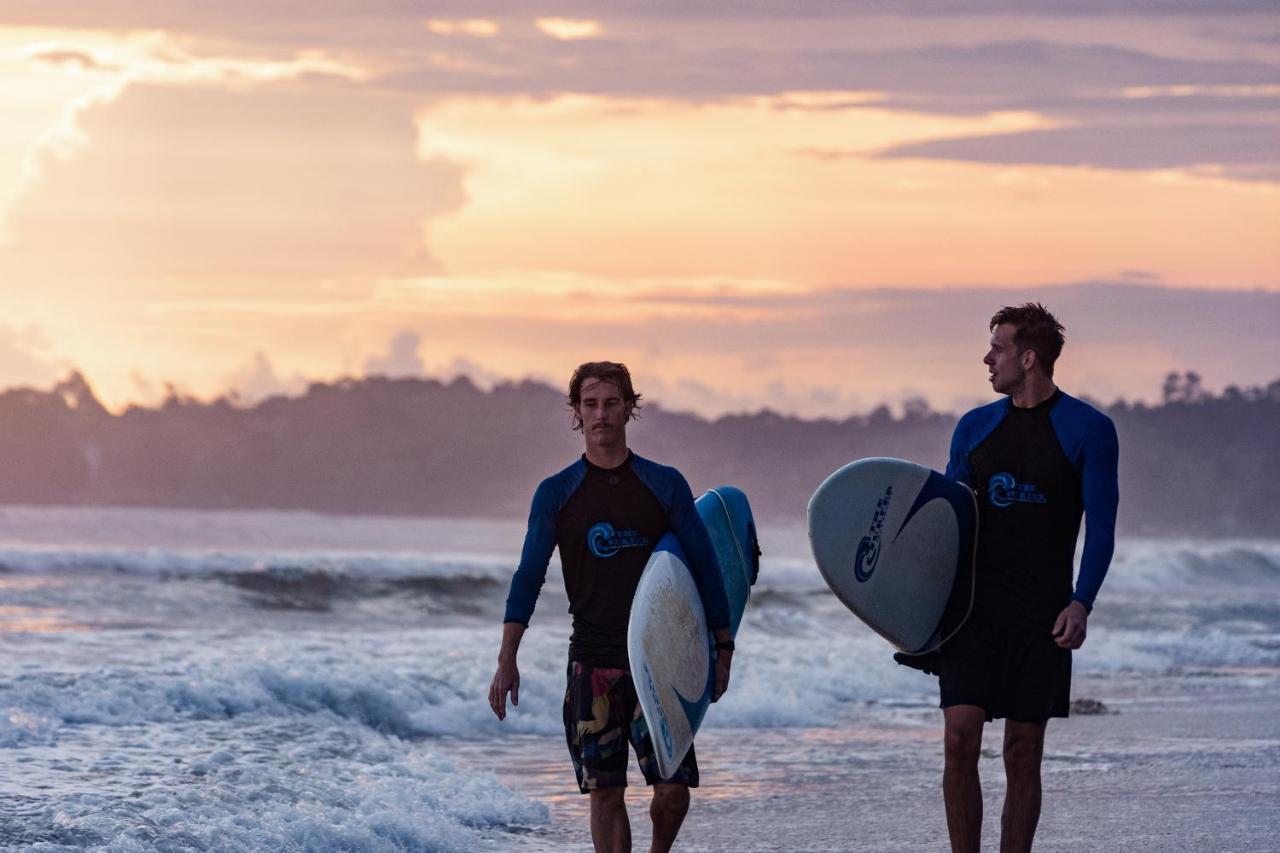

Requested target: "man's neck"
[
  {"left": 584, "top": 444, "right": 630, "bottom": 469},
  {"left": 1009, "top": 376, "right": 1058, "bottom": 409}
]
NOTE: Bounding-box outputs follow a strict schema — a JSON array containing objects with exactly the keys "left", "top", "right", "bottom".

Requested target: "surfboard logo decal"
[
  {"left": 854, "top": 485, "right": 892, "bottom": 582},
  {"left": 587, "top": 522, "right": 651, "bottom": 558},
  {"left": 642, "top": 662, "right": 675, "bottom": 756},
  {"left": 987, "top": 472, "right": 1047, "bottom": 508}
]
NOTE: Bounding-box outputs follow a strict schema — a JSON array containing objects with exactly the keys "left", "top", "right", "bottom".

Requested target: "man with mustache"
[
  {"left": 924, "top": 304, "right": 1119, "bottom": 853},
  {"left": 489, "top": 361, "right": 733, "bottom": 853}
]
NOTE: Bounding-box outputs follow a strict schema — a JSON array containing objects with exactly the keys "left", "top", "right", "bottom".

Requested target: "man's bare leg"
[
  {"left": 648, "top": 782, "right": 690, "bottom": 853},
  {"left": 590, "top": 788, "right": 631, "bottom": 853},
  {"left": 1000, "top": 720, "right": 1047, "bottom": 853},
  {"left": 944, "top": 705, "right": 987, "bottom": 853}
]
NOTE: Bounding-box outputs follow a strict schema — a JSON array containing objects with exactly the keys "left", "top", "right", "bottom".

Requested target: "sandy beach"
[{"left": 458, "top": 668, "right": 1280, "bottom": 852}]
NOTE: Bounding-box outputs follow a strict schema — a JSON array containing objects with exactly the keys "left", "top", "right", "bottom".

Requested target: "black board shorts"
[
  {"left": 938, "top": 616, "right": 1071, "bottom": 723},
  {"left": 563, "top": 661, "right": 699, "bottom": 793}
]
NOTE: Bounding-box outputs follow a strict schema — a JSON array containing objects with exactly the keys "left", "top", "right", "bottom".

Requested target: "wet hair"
[
  {"left": 990, "top": 302, "right": 1066, "bottom": 378},
  {"left": 567, "top": 361, "right": 643, "bottom": 431}
]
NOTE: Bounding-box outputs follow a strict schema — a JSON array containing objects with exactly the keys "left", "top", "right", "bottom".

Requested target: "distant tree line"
[{"left": 0, "top": 370, "right": 1276, "bottom": 536}]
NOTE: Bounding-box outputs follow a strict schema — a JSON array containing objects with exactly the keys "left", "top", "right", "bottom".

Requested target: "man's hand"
[
  {"left": 488, "top": 657, "right": 520, "bottom": 720},
  {"left": 1052, "top": 600, "right": 1089, "bottom": 650},
  {"left": 713, "top": 652, "right": 732, "bottom": 701},
  {"left": 489, "top": 622, "right": 527, "bottom": 721},
  {"left": 711, "top": 629, "right": 733, "bottom": 702}
]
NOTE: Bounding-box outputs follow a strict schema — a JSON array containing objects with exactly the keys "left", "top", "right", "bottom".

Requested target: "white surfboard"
[
  {"left": 808, "top": 457, "right": 977, "bottom": 654},
  {"left": 628, "top": 487, "right": 758, "bottom": 780}
]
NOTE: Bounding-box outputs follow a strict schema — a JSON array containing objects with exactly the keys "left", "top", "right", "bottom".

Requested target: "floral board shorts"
[{"left": 563, "top": 661, "right": 699, "bottom": 793}]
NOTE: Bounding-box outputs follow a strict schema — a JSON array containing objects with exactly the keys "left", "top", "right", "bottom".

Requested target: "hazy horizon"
[{"left": 7, "top": 281, "right": 1277, "bottom": 420}]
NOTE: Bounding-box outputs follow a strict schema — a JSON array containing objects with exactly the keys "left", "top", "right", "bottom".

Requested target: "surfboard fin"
[{"left": 892, "top": 650, "right": 940, "bottom": 676}]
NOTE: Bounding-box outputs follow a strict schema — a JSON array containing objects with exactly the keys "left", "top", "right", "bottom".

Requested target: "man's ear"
[{"left": 1020, "top": 347, "right": 1037, "bottom": 372}]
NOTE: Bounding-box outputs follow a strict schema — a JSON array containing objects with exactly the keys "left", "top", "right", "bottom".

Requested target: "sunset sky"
[{"left": 0, "top": 2, "right": 1276, "bottom": 417}]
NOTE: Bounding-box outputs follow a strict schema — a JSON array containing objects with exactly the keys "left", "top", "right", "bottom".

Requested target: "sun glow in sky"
[{"left": 0, "top": 5, "right": 1276, "bottom": 417}]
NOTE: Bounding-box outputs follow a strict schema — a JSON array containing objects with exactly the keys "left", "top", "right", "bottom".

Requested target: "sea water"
[{"left": 0, "top": 506, "right": 1277, "bottom": 851}]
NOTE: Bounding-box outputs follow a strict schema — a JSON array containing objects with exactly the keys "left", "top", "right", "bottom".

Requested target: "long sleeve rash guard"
[
  {"left": 946, "top": 389, "right": 1119, "bottom": 629},
  {"left": 503, "top": 452, "right": 731, "bottom": 667}
]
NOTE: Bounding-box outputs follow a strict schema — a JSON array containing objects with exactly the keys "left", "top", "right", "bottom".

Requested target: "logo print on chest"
[
  {"left": 587, "top": 522, "right": 650, "bottom": 558},
  {"left": 988, "top": 472, "right": 1048, "bottom": 508}
]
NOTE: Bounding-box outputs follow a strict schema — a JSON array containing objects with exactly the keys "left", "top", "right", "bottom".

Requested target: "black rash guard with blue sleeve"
[
  {"left": 503, "top": 452, "right": 731, "bottom": 668},
  {"left": 946, "top": 389, "right": 1119, "bottom": 632}
]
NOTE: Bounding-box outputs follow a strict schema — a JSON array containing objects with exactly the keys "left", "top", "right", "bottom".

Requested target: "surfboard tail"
[{"left": 809, "top": 457, "right": 978, "bottom": 654}]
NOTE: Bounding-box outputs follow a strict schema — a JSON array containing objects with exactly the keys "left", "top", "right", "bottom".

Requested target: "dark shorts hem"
[
  {"left": 938, "top": 617, "right": 1071, "bottom": 724},
  {"left": 939, "top": 699, "right": 1068, "bottom": 725}
]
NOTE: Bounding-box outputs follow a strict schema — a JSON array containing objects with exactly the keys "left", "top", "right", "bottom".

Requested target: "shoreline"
[{"left": 461, "top": 670, "right": 1280, "bottom": 852}]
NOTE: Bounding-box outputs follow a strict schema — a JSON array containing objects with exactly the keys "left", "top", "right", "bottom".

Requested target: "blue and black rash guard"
[
  {"left": 947, "top": 389, "right": 1119, "bottom": 632},
  {"left": 503, "top": 452, "right": 731, "bottom": 668}
]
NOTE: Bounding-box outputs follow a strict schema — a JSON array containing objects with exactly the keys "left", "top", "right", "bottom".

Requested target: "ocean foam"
[
  {"left": 17, "top": 739, "right": 546, "bottom": 852},
  {"left": 1101, "top": 539, "right": 1280, "bottom": 592}
]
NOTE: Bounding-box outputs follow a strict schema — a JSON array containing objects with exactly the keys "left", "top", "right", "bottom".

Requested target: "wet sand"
[{"left": 458, "top": 671, "right": 1280, "bottom": 852}]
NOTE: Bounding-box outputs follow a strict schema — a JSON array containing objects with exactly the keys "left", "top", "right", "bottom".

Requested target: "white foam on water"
[
  {"left": 705, "top": 602, "right": 936, "bottom": 728},
  {"left": 1084, "top": 625, "right": 1280, "bottom": 672},
  {"left": 1104, "top": 539, "right": 1280, "bottom": 591},
  {"left": 767, "top": 538, "right": 1280, "bottom": 594},
  {"left": 13, "top": 732, "right": 546, "bottom": 852},
  {"left": 0, "top": 707, "right": 57, "bottom": 748},
  {"left": 0, "top": 626, "right": 575, "bottom": 746},
  {"left": 0, "top": 624, "right": 555, "bottom": 849},
  {"left": 1, "top": 615, "right": 928, "bottom": 752},
  {"left": 4, "top": 506, "right": 1276, "bottom": 621},
  {"left": 1, "top": 546, "right": 1273, "bottom": 748}
]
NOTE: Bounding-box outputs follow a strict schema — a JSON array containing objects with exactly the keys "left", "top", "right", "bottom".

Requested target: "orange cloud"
[
  {"left": 415, "top": 93, "right": 1277, "bottom": 288},
  {"left": 426, "top": 19, "right": 500, "bottom": 37},
  {"left": 535, "top": 18, "right": 603, "bottom": 40}
]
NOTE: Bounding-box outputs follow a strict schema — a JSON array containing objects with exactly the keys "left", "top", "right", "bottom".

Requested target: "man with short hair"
[
  {"left": 935, "top": 304, "right": 1119, "bottom": 853},
  {"left": 488, "top": 361, "right": 733, "bottom": 853}
]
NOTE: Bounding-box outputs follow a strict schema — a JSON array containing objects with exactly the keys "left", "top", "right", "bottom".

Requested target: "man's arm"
[
  {"left": 502, "top": 479, "right": 559, "bottom": 627},
  {"left": 1072, "top": 416, "right": 1120, "bottom": 611},
  {"left": 490, "top": 479, "right": 559, "bottom": 720},
  {"left": 1054, "top": 415, "right": 1120, "bottom": 649}
]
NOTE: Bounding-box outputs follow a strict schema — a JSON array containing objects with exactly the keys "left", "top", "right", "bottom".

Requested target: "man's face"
[
  {"left": 577, "top": 378, "right": 630, "bottom": 449},
  {"left": 984, "top": 323, "right": 1028, "bottom": 396}
]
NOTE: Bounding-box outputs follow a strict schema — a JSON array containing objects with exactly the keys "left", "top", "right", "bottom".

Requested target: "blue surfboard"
[{"left": 627, "top": 487, "right": 758, "bottom": 779}]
